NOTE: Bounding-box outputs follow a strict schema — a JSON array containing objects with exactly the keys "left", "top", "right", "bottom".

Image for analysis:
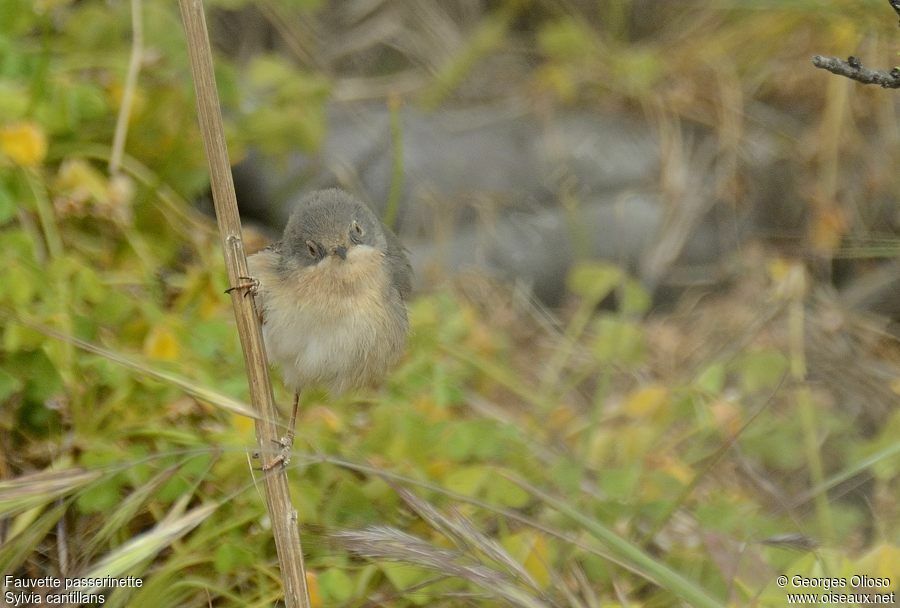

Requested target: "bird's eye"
[
  {"left": 306, "top": 240, "right": 320, "bottom": 259},
  {"left": 350, "top": 220, "right": 364, "bottom": 243}
]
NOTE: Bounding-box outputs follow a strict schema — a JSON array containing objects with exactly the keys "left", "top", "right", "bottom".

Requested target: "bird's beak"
[{"left": 332, "top": 245, "right": 347, "bottom": 260}]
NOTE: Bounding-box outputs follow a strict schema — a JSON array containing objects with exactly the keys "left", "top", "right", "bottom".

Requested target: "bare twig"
[
  {"left": 177, "top": 1, "right": 310, "bottom": 607},
  {"left": 812, "top": 55, "right": 900, "bottom": 89},
  {"left": 811, "top": 1, "right": 900, "bottom": 87}
]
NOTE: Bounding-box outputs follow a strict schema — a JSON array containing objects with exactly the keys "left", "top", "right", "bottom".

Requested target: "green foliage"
[
  {"left": 234, "top": 55, "right": 330, "bottom": 157},
  {"left": 735, "top": 349, "right": 789, "bottom": 393}
]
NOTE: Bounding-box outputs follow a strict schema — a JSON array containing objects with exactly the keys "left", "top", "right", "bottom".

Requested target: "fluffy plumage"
[{"left": 248, "top": 189, "right": 412, "bottom": 395}]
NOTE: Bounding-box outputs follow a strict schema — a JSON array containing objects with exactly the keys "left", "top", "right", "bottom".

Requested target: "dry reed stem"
[{"left": 177, "top": 1, "right": 310, "bottom": 606}]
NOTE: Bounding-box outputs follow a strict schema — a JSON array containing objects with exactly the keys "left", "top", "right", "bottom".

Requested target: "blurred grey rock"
[
  {"left": 409, "top": 192, "right": 729, "bottom": 304},
  {"left": 235, "top": 102, "right": 660, "bottom": 230},
  {"left": 233, "top": 102, "right": 744, "bottom": 304}
]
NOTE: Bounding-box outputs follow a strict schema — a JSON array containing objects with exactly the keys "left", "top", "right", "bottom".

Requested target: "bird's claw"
[
  {"left": 226, "top": 276, "right": 260, "bottom": 298},
  {"left": 260, "top": 436, "right": 293, "bottom": 471}
]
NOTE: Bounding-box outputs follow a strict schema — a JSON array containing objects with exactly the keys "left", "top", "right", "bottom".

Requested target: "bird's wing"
[{"left": 383, "top": 225, "right": 413, "bottom": 301}]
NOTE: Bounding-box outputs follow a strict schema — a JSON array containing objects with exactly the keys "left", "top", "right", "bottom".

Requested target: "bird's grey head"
[{"left": 279, "top": 189, "right": 387, "bottom": 270}]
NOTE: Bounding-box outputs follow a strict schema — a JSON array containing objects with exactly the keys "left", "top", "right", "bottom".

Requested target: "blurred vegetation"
[{"left": 1, "top": 0, "right": 898, "bottom": 607}]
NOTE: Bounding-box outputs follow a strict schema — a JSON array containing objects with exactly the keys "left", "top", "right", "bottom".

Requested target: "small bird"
[{"left": 233, "top": 189, "right": 412, "bottom": 468}]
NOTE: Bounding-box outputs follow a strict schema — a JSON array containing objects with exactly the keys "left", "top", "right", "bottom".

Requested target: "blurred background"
[{"left": 1, "top": 0, "right": 898, "bottom": 606}]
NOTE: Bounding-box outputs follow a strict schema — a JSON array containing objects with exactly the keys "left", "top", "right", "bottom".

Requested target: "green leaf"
[
  {"left": 0, "top": 179, "right": 15, "bottom": 224},
  {"left": 9, "top": 349, "right": 64, "bottom": 403},
  {"left": 73, "top": 264, "right": 106, "bottom": 304},
  {"left": 567, "top": 262, "right": 621, "bottom": 301},
  {"left": 213, "top": 539, "right": 256, "bottom": 574},
  {"left": 439, "top": 420, "right": 509, "bottom": 461},
  {"left": 0, "top": 0, "right": 34, "bottom": 37},
  {"left": 432, "top": 364, "right": 464, "bottom": 408},
  {"left": 185, "top": 319, "right": 232, "bottom": 359},
  {"left": 612, "top": 47, "right": 664, "bottom": 95},
  {"left": 742, "top": 420, "right": 805, "bottom": 471},
  {"left": 319, "top": 568, "right": 354, "bottom": 603},
  {"left": 549, "top": 459, "right": 582, "bottom": 494},
  {"left": 75, "top": 475, "right": 126, "bottom": 514},
  {"left": 0, "top": 367, "right": 23, "bottom": 401},
  {"left": 380, "top": 563, "right": 429, "bottom": 599},
  {"left": 695, "top": 362, "right": 727, "bottom": 394},
  {"left": 485, "top": 474, "right": 531, "bottom": 508},
  {"left": 443, "top": 465, "right": 489, "bottom": 497},
  {"left": 236, "top": 55, "right": 330, "bottom": 155},
  {"left": 538, "top": 18, "right": 599, "bottom": 61},
  {"left": 2, "top": 263, "right": 39, "bottom": 308},
  {"left": 620, "top": 278, "right": 651, "bottom": 315},
  {"left": 735, "top": 350, "right": 788, "bottom": 393},
  {"left": 325, "top": 478, "right": 381, "bottom": 525},
  {"left": 597, "top": 467, "right": 641, "bottom": 501},
  {"left": 592, "top": 315, "right": 644, "bottom": 365}
]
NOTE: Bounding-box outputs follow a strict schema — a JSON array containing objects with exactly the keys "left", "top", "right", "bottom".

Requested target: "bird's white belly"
[
  {"left": 261, "top": 293, "right": 404, "bottom": 395},
  {"left": 250, "top": 245, "right": 407, "bottom": 395},
  {"left": 264, "top": 306, "right": 364, "bottom": 389}
]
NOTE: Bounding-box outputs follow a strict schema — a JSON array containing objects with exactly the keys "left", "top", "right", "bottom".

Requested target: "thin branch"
[
  {"left": 812, "top": 55, "right": 900, "bottom": 89},
  {"left": 811, "top": 1, "right": 900, "bottom": 88},
  {"left": 177, "top": 1, "right": 311, "bottom": 607},
  {"left": 110, "top": 0, "right": 143, "bottom": 175}
]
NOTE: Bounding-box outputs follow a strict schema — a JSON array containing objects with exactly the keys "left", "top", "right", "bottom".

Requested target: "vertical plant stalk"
[
  {"left": 788, "top": 296, "right": 834, "bottom": 542},
  {"left": 177, "top": 2, "right": 310, "bottom": 606},
  {"left": 383, "top": 94, "right": 404, "bottom": 230},
  {"left": 109, "top": 0, "right": 143, "bottom": 176},
  {"left": 25, "top": 171, "right": 74, "bottom": 376}
]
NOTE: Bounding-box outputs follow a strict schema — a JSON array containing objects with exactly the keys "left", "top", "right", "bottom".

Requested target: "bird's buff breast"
[{"left": 249, "top": 246, "right": 407, "bottom": 395}]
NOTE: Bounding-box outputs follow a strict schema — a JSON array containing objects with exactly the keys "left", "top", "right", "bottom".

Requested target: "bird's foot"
[
  {"left": 225, "top": 276, "right": 260, "bottom": 298},
  {"left": 260, "top": 436, "right": 293, "bottom": 471}
]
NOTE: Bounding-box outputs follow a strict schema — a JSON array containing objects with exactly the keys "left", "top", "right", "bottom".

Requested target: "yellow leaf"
[
  {"left": 522, "top": 535, "right": 550, "bottom": 588},
  {"left": 413, "top": 395, "right": 450, "bottom": 422},
  {"left": 443, "top": 465, "right": 489, "bottom": 497},
  {"left": 199, "top": 287, "right": 222, "bottom": 319},
  {"left": 586, "top": 428, "right": 613, "bottom": 468},
  {"left": 143, "top": 326, "right": 180, "bottom": 361},
  {"left": 425, "top": 458, "right": 451, "bottom": 479},
  {"left": 107, "top": 83, "right": 147, "bottom": 118},
  {"left": 854, "top": 543, "right": 900, "bottom": 584},
  {"left": 306, "top": 570, "right": 322, "bottom": 608},
  {"left": 657, "top": 455, "right": 694, "bottom": 486},
  {"left": 307, "top": 406, "right": 344, "bottom": 433},
  {"left": 502, "top": 531, "right": 552, "bottom": 588},
  {"left": 768, "top": 259, "right": 807, "bottom": 301},
  {"left": 54, "top": 159, "right": 108, "bottom": 202},
  {"left": 767, "top": 258, "right": 792, "bottom": 283},
  {"left": 623, "top": 385, "right": 669, "bottom": 419},
  {"left": 232, "top": 413, "right": 254, "bottom": 436},
  {"left": 0, "top": 122, "right": 48, "bottom": 167},
  {"left": 535, "top": 65, "right": 578, "bottom": 102}
]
